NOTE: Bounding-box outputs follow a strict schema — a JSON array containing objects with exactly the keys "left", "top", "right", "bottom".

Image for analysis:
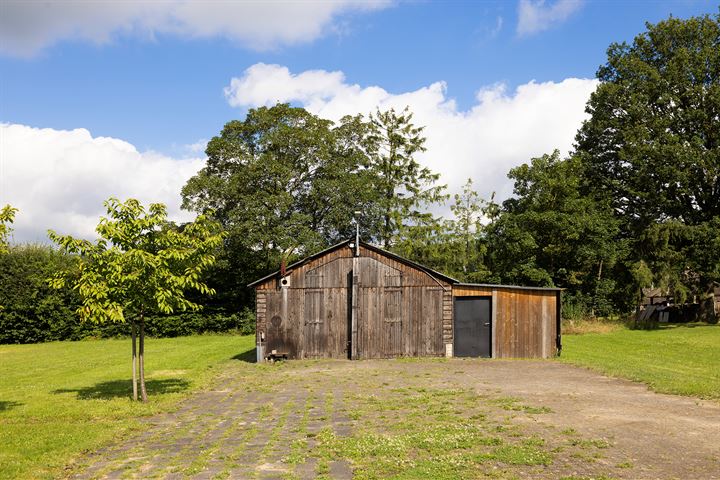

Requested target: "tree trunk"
[
  {"left": 131, "top": 320, "right": 138, "bottom": 401},
  {"left": 139, "top": 310, "right": 148, "bottom": 402},
  {"left": 383, "top": 183, "right": 394, "bottom": 249}
]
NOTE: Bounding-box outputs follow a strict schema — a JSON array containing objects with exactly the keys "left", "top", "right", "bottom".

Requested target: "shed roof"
[
  {"left": 248, "top": 239, "right": 561, "bottom": 292},
  {"left": 456, "top": 283, "right": 562, "bottom": 292}
]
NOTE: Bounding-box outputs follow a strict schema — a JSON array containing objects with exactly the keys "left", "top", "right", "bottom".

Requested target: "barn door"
[
  {"left": 382, "top": 287, "right": 403, "bottom": 356},
  {"left": 304, "top": 288, "right": 325, "bottom": 357},
  {"left": 454, "top": 297, "right": 491, "bottom": 357}
]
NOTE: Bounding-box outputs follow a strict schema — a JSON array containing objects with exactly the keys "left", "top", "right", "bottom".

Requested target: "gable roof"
[
  {"left": 247, "top": 239, "right": 562, "bottom": 292},
  {"left": 247, "top": 239, "right": 459, "bottom": 288}
]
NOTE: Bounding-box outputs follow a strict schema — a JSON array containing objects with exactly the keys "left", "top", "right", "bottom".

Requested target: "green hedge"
[
  {"left": 0, "top": 244, "right": 254, "bottom": 344},
  {"left": 92, "top": 310, "right": 256, "bottom": 339}
]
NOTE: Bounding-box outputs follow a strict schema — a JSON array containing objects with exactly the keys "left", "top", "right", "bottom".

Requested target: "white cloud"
[
  {"left": 516, "top": 0, "right": 583, "bottom": 36},
  {"left": 0, "top": 123, "right": 204, "bottom": 243},
  {"left": 0, "top": 0, "right": 391, "bottom": 57},
  {"left": 225, "top": 63, "right": 598, "bottom": 213},
  {"left": 185, "top": 139, "right": 208, "bottom": 154},
  {"left": 0, "top": 65, "right": 597, "bottom": 242}
]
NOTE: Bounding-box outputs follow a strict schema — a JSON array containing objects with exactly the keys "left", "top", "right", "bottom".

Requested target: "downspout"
[
  {"left": 351, "top": 211, "right": 361, "bottom": 360},
  {"left": 556, "top": 290, "right": 562, "bottom": 356}
]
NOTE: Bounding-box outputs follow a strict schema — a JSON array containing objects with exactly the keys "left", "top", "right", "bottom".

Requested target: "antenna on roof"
[{"left": 353, "top": 211, "right": 362, "bottom": 257}]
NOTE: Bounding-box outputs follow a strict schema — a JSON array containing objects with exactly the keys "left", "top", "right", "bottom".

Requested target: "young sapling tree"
[{"left": 49, "top": 198, "right": 223, "bottom": 401}]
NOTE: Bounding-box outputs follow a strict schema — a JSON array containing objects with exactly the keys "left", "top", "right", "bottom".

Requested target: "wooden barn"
[{"left": 249, "top": 239, "right": 561, "bottom": 361}]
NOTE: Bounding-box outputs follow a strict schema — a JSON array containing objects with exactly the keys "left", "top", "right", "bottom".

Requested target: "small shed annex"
[{"left": 249, "top": 239, "right": 561, "bottom": 361}]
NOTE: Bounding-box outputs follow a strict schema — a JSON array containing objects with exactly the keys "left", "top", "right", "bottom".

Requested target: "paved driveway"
[{"left": 70, "top": 358, "right": 720, "bottom": 479}]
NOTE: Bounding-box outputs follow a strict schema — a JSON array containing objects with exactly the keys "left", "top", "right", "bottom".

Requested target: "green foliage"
[
  {"left": 0, "top": 204, "right": 18, "bottom": 254},
  {"left": 0, "top": 233, "right": 245, "bottom": 344},
  {"left": 143, "top": 308, "right": 255, "bottom": 337},
  {"left": 0, "top": 242, "right": 252, "bottom": 343},
  {"left": 395, "top": 178, "right": 491, "bottom": 283},
  {"left": 485, "top": 152, "right": 623, "bottom": 313},
  {"left": 0, "top": 244, "right": 85, "bottom": 343},
  {"left": 182, "top": 104, "right": 381, "bottom": 280},
  {"left": 180, "top": 104, "right": 391, "bottom": 316},
  {"left": 181, "top": 104, "right": 452, "bottom": 309},
  {"left": 389, "top": 213, "right": 455, "bottom": 277},
  {"left": 90, "top": 310, "right": 255, "bottom": 339},
  {"left": 630, "top": 260, "right": 653, "bottom": 291},
  {"left": 48, "top": 197, "right": 224, "bottom": 401},
  {"left": 576, "top": 12, "right": 720, "bottom": 298},
  {"left": 443, "top": 179, "right": 491, "bottom": 282},
  {"left": 49, "top": 198, "right": 223, "bottom": 324},
  {"left": 367, "top": 107, "right": 448, "bottom": 248}
]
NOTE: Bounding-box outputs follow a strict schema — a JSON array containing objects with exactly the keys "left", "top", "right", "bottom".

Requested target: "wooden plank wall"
[
  {"left": 258, "top": 248, "right": 354, "bottom": 359},
  {"left": 494, "top": 289, "right": 557, "bottom": 358},
  {"left": 255, "top": 244, "right": 451, "bottom": 359},
  {"left": 451, "top": 286, "right": 558, "bottom": 358},
  {"left": 354, "top": 255, "right": 446, "bottom": 358}
]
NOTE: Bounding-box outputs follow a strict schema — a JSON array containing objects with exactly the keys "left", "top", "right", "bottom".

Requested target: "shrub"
[{"left": 0, "top": 244, "right": 89, "bottom": 343}]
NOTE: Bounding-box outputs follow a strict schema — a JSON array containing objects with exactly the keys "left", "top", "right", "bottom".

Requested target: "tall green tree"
[
  {"left": 367, "top": 107, "right": 447, "bottom": 248},
  {"left": 576, "top": 13, "right": 720, "bottom": 298},
  {"left": 391, "top": 179, "right": 491, "bottom": 282},
  {"left": 391, "top": 216, "right": 455, "bottom": 276},
  {"left": 182, "top": 104, "right": 381, "bottom": 295},
  {"left": 486, "top": 152, "right": 622, "bottom": 316},
  {"left": 49, "top": 198, "right": 223, "bottom": 401},
  {"left": 445, "top": 179, "right": 490, "bottom": 281},
  {"left": 0, "top": 205, "right": 18, "bottom": 254}
]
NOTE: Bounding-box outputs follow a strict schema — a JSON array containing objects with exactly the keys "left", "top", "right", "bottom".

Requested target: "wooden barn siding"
[
  {"left": 452, "top": 286, "right": 493, "bottom": 297},
  {"left": 495, "top": 289, "right": 556, "bottom": 358},
  {"left": 356, "top": 285, "right": 445, "bottom": 358},
  {"left": 451, "top": 286, "right": 557, "bottom": 358},
  {"left": 255, "top": 244, "right": 451, "bottom": 359}
]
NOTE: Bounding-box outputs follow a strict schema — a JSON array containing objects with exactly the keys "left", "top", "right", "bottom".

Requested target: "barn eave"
[{"left": 455, "top": 283, "right": 562, "bottom": 292}]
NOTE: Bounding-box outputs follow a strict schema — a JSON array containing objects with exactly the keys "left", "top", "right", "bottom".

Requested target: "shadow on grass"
[
  {"left": 54, "top": 378, "right": 191, "bottom": 400},
  {"left": 0, "top": 400, "right": 22, "bottom": 412},
  {"left": 232, "top": 347, "right": 257, "bottom": 363}
]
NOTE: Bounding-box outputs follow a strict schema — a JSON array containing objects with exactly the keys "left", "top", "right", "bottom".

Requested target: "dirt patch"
[{"left": 68, "top": 359, "right": 720, "bottom": 479}]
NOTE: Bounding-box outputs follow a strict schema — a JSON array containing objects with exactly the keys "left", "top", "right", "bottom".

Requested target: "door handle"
[{"left": 484, "top": 322, "right": 490, "bottom": 326}]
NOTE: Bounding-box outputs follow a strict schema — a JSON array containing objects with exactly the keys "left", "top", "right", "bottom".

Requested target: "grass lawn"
[
  {"left": 0, "top": 334, "right": 254, "bottom": 479},
  {"left": 561, "top": 323, "right": 720, "bottom": 400}
]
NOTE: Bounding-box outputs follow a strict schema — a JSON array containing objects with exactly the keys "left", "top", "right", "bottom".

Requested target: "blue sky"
[
  {"left": 0, "top": 0, "right": 717, "bottom": 241},
  {"left": 2, "top": 0, "right": 715, "bottom": 153}
]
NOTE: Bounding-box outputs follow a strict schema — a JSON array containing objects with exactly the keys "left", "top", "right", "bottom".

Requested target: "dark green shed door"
[{"left": 453, "top": 297, "right": 491, "bottom": 357}]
